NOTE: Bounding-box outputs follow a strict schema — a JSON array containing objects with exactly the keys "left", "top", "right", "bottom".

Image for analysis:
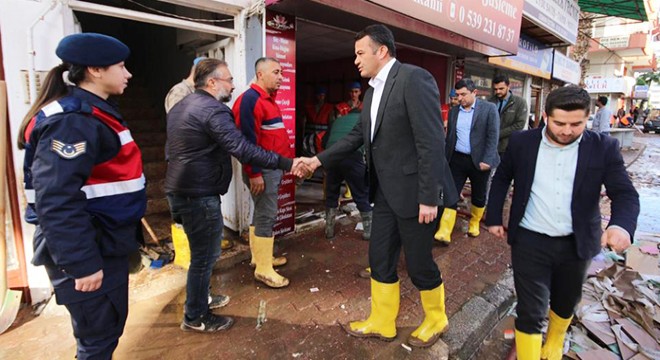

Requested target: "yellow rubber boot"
[
  {"left": 249, "top": 226, "right": 287, "bottom": 268},
  {"left": 541, "top": 311, "right": 572, "bottom": 360},
  {"left": 467, "top": 205, "right": 485, "bottom": 237},
  {"left": 515, "top": 330, "right": 542, "bottom": 360},
  {"left": 221, "top": 238, "right": 233, "bottom": 250},
  {"left": 408, "top": 283, "right": 449, "bottom": 348},
  {"left": 434, "top": 208, "right": 457, "bottom": 245},
  {"left": 344, "top": 184, "right": 352, "bottom": 199},
  {"left": 253, "top": 234, "right": 289, "bottom": 288},
  {"left": 344, "top": 279, "right": 400, "bottom": 341}
]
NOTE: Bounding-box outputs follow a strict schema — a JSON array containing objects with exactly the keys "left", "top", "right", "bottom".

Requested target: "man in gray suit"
[
  {"left": 435, "top": 78, "right": 500, "bottom": 245},
  {"left": 301, "top": 24, "right": 456, "bottom": 348}
]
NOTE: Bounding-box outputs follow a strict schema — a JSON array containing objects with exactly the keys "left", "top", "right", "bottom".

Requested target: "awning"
[{"left": 578, "top": 0, "right": 649, "bottom": 21}]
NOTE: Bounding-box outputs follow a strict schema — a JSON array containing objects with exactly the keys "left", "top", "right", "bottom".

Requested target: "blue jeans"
[{"left": 167, "top": 194, "right": 223, "bottom": 321}]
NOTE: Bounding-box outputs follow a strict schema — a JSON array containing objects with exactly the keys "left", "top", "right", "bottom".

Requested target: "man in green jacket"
[
  {"left": 323, "top": 108, "right": 372, "bottom": 240},
  {"left": 490, "top": 75, "right": 528, "bottom": 156}
]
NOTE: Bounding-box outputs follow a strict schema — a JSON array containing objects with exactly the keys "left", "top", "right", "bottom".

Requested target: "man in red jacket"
[{"left": 233, "top": 57, "right": 292, "bottom": 288}]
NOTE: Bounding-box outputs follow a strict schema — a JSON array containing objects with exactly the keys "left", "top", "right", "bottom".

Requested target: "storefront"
[
  {"left": 1, "top": 0, "right": 249, "bottom": 303},
  {"left": 265, "top": 0, "right": 526, "bottom": 229},
  {"left": 585, "top": 76, "right": 636, "bottom": 117},
  {"left": 1, "top": 0, "right": 526, "bottom": 301}
]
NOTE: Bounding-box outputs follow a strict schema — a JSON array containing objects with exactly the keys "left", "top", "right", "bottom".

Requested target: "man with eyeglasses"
[
  {"left": 232, "top": 57, "right": 292, "bottom": 288},
  {"left": 165, "top": 58, "right": 302, "bottom": 332}
]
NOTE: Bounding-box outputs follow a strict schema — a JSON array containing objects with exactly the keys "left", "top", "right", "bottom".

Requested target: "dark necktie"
[{"left": 498, "top": 100, "right": 503, "bottom": 113}]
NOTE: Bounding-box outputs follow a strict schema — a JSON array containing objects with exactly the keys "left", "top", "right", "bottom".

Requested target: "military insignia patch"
[{"left": 51, "top": 140, "right": 87, "bottom": 159}]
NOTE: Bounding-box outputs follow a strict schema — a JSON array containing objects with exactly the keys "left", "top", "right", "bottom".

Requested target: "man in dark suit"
[
  {"left": 486, "top": 85, "right": 639, "bottom": 359},
  {"left": 301, "top": 24, "right": 457, "bottom": 348},
  {"left": 435, "top": 78, "right": 500, "bottom": 245}
]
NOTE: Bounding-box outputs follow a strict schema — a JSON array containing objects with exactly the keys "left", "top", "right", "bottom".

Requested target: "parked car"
[
  {"left": 643, "top": 117, "right": 660, "bottom": 133},
  {"left": 643, "top": 109, "right": 660, "bottom": 133}
]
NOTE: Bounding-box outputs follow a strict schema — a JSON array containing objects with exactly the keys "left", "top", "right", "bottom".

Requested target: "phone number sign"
[{"left": 369, "top": 0, "right": 523, "bottom": 54}]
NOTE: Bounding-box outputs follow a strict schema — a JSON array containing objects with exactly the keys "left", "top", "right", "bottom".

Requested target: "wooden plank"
[
  {"left": 576, "top": 349, "right": 619, "bottom": 360},
  {"left": 616, "top": 318, "right": 660, "bottom": 353},
  {"left": 582, "top": 320, "right": 616, "bottom": 345}
]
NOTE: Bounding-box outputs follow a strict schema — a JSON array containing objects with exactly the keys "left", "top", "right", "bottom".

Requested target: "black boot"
[
  {"left": 325, "top": 207, "right": 338, "bottom": 239},
  {"left": 361, "top": 211, "right": 372, "bottom": 240}
]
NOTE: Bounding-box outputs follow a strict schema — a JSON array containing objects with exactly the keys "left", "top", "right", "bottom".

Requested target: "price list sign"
[
  {"left": 369, "top": 0, "right": 524, "bottom": 54},
  {"left": 265, "top": 10, "right": 297, "bottom": 237}
]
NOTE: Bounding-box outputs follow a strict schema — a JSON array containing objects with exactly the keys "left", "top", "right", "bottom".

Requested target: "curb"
[{"left": 443, "top": 268, "right": 515, "bottom": 359}]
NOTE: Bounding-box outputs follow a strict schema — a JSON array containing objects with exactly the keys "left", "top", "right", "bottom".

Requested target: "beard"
[
  {"left": 216, "top": 89, "right": 232, "bottom": 103},
  {"left": 546, "top": 128, "right": 579, "bottom": 145}
]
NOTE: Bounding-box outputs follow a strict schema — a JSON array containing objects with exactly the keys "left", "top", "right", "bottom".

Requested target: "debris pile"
[{"left": 566, "top": 240, "right": 660, "bottom": 359}]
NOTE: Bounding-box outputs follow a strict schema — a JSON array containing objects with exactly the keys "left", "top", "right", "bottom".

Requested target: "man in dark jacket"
[
  {"left": 166, "top": 59, "right": 298, "bottom": 333},
  {"left": 301, "top": 24, "right": 458, "bottom": 348},
  {"left": 435, "top": 79, "right": 500, "bottom": 245},
  {"left": 486, "top": 86, "right": 639, "bottom": 359},
  {"left": 489, "top": 74, "right": 527, "bottom": 157}
]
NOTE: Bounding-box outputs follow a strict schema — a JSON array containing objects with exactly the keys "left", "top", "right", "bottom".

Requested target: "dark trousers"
[
  {"left": 167, "top": 194, "right": 223, "bottom": 321},
  {"left": 325, "top": 151, "right": 372, "bottom": 212},
  {"left": 64, "top": 284, "right": 128, "bottom": 360},
  {"left": 512, "top": 227, "right": 590, "bottom": 334},
  {"left": 369, "top": 187, "right": 442, "bottom": 290},
  {"left": 449, "top": 152, "right": 490, "bottom": 208}
]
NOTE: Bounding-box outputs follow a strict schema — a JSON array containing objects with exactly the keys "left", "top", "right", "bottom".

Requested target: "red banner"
[
  {"left": 266, "top": 10, "right": 297, "bottom": 237},
  {"left": 368, "top": 0, "right": 523, "bottom": 54}
]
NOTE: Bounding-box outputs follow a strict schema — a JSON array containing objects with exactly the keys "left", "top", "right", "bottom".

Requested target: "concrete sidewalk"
[
  {"left": 1, "top": 215, "right": 511, "bottom": 359},
  {"left": 0, "top": 142, "right": 644, "bottom": 360}
]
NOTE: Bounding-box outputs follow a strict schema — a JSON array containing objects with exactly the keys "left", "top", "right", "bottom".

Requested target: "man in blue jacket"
[
  {"left": 166, "top": 59, "right": 301, "bottom": 332},
  {"left": 486, "top": 85, "right": 639, "bottom": 360}
]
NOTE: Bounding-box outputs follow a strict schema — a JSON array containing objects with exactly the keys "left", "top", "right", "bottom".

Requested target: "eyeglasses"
[{"left": 213, "top": 77, "right": 234, "bottom": 84}]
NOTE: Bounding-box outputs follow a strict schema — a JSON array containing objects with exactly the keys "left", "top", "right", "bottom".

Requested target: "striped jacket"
[
  {"left": 24, "top": 87, "right": 146, "bottom": 282},
  {"left": 233, "top": 84, "right": 292, "bottom": 177}
]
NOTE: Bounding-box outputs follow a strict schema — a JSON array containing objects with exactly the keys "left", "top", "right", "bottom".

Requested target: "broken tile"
[{"left": 576, "top": 348, "right": 619, "bottom": 360}]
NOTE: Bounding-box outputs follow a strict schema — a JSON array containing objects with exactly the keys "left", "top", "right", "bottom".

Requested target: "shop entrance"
[
  {"left": 530, "top": 86, "right": 542, "bottom": 128},
  {"left": 70, "top": 1, "right": 240, "bottom": 240}
]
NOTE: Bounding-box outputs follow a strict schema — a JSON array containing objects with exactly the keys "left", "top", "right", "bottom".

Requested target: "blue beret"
[
  {"left": 315, "top": 86, "right": 327, "bottom": 95},
  {"left": 56, "top": 33, "right": 129, "bottom": 66},
  {"left": 348, "top": 82, "right": 361, "bottom": 90},
  {"left": 193, "top": 56, "right": 207, "bottom": 66},
  {"left": 449, "top": 89, "right": 457, "bottom": 97}
]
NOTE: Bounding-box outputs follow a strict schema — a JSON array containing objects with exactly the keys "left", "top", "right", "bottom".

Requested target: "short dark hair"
[
  {"left": 255, "top": 57, "right": 279, "bottom": 72},
  {"left": 455, "top": 78, "right": 477, "bottom": 92},
  {"left": 597, "top": 96, "right": 608, "bottom": 106},
  {"left": 493, "top": 74, "right": 510, "bottom": 86},
  {"left": 355, "top": 24, "right": 397, "bottom": 58},
  {"left": 545, "top": 85, "right": 592, "bottom": 117},
  {"left": 194, "top": 58, "right": 228, "bottom": 88}
]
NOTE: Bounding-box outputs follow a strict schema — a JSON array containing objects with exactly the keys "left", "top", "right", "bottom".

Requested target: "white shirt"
[
  {"left": 519, "top": 128, "right": 581, "bottom": 236},
  {"left": 368, "top": 58, "right": 396, "bottom": 141}
]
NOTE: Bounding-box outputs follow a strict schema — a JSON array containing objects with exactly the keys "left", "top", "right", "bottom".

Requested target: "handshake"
[{"left": 290, "top": 157, "right": 322, "bottom": 178}]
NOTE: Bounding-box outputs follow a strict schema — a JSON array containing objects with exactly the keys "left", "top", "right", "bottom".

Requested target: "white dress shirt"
[
  {"left": 520, "top": 128, "right": 581, "bottom": 236},
  {"left": 368, "top": 58, "right": 396, "bottom": 141}
]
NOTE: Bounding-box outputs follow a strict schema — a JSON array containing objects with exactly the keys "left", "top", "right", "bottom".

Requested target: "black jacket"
[
  {"left": 166, "top": 90, "right": 292, "bottom": 196},
  {"left": 318, "top": 61, "right": 458, "bottom": 218},
  {"left": 486, "top": 128, "right": 639, "bottom": 260}
]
